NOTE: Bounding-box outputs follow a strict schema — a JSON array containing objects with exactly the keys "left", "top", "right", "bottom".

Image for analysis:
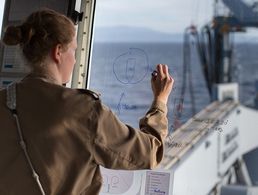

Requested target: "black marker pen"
[{"left": 152, "top": 70, "right": 158, "bottom": 77}]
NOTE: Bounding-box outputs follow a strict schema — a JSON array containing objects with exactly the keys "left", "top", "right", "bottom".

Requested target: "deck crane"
[{"left": 198, "top": 0, "right": 258, "bottom": 96}]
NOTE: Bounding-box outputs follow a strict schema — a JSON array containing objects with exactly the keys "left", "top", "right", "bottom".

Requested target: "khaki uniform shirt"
[{"left": 0, "top": 75, "right": 168, "bottom": 195}]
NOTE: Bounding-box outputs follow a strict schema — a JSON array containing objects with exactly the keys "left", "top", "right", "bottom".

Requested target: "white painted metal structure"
[
  {"left": 98, "top": 100, "right": 258, "bottom": 195},
  {"left": 71, "top": 0, "right": 95, "bottom": 89}
]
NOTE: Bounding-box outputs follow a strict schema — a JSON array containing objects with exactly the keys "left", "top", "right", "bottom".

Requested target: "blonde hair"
[{"left": 2, "top": 8, "right": 75, "bottom": 67}]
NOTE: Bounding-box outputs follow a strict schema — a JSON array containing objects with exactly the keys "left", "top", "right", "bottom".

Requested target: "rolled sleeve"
[{"left": 92, "top": 100, "right": 168, "bottom": 170}]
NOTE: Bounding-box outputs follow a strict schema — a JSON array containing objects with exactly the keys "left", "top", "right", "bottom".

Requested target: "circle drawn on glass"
[{"left": 113, "top": 48, "right": 149, "bottom": 84}]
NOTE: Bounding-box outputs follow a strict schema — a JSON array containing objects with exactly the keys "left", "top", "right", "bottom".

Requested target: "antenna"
[{"left": 214, "top": 0, "right": 219, "bottom": 17}]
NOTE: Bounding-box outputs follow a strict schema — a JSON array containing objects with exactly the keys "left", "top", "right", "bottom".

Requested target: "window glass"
[{"left": 89, "top": 0, "right": 213, "bottom": 131}]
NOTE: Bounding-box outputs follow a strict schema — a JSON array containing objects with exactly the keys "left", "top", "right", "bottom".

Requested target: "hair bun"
[
  {"left": 3, "top": 26, "right": 23, "bottom": 45},
  {"left": 20, "top": 24, "right": 35, "bottom": 45}
]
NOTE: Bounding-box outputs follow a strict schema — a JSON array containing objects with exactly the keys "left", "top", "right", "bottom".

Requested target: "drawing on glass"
[{"left": 113, "top": 48, "right": 149, "bottom": 84}]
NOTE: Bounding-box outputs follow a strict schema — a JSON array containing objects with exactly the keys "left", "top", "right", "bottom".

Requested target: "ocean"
[{"left": 89, "top": 42, "right": 258, "bottom": 132}]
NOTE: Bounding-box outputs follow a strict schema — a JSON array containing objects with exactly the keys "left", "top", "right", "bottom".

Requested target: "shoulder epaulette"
[{"left": 77, "top": 89, "right": 100, "bottom": 100}]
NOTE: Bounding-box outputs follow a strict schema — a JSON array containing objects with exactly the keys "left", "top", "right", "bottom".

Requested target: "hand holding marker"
[{"left": 151, "top": 64, "right": 174, "bottom": 105}]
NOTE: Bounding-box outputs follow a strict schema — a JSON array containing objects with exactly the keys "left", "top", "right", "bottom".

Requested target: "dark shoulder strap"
[{"left": 6, "top": 82, "right": 46, "bottom": 195}]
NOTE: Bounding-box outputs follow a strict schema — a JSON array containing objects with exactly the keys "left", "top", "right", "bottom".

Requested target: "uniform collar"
[{"left": 24, "top": 73, "right": 62, "bottom": 85}]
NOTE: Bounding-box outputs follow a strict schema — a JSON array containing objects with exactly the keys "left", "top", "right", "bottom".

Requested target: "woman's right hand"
[{"left": 151, "top": 64, "right": 174, "bottom": 105}]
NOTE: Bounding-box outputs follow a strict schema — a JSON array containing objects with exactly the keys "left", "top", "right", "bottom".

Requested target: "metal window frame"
[{"left": 71, "top": 0, "right": 96, "bottom": 89}]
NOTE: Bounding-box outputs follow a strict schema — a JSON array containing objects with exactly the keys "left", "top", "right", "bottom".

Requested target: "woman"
[{"left": 0, "top": 8, "right": 174, "bottom": 195}]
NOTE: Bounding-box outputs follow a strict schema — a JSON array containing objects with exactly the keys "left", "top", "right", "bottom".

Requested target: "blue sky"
[
  {"left": 94, "top": 0, "right": 258, "bottom": 38},
  {"left": 95, "top": 0, "right": 214, "bottom": 34}
]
